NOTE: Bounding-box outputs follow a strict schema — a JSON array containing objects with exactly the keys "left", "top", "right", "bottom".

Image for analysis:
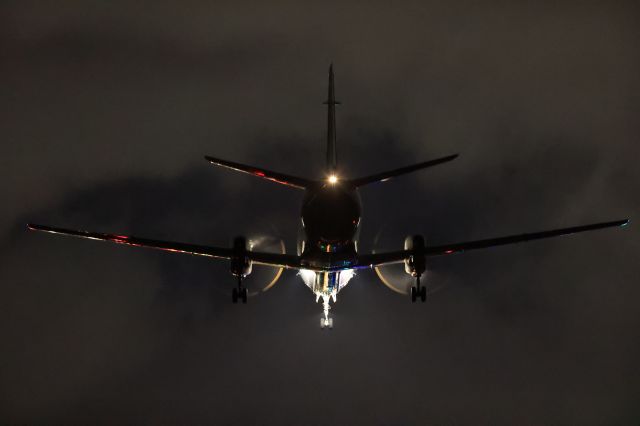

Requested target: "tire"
[
  {"left": 420, "top": 286, "right": 427, "bottom": 302},
  {"left": 411, "top": 286, "right": 417, "bottom": 303},
  {"left": 241, "top": 288, "right": 248, "bottom": 304}
]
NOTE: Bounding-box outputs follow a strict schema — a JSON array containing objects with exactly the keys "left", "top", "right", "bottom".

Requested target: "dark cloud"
[{"left": 1, "top": 1, "right": 638, "bottom": 424}]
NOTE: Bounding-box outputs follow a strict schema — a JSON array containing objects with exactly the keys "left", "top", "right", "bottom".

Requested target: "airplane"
[{"left": 28, "top": 64, "right": 629, "bottom": 329}]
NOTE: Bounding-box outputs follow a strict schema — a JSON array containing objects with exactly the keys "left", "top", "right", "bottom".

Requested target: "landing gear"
[
  {"left": 411, "top": 274, "right": 427, "bottom": 303},
  {"left": 232, "top": 275, "right": 248, "bottom": 304},
  {"left": 318, "top": 293, "right": 334, "bottom": 329},
  {"left": 231, "top": 287, "right": 248, "bottom": 303},
  {"left": 320, "top": 317, "right": 333, "bottom": 329}
]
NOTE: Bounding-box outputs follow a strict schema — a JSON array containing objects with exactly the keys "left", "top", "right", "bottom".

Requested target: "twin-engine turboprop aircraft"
[{"left": 28, "top": 65, "right": 628, "bottom": 328}]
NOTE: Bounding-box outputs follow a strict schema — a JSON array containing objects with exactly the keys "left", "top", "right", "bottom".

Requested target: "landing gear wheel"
[
  {"left": 232, "top": 275, "right": 248, "bottom": 304},
  {"left": 320, "top": 317, "right": 333, "bottom": 329},
  {"left": 411, "top": 274, "right": 427, "bottom": 303}
]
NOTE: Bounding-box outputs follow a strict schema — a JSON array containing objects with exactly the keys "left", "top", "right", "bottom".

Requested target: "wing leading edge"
[
  {"left": 27, "top": 224, "right": 302, "bottom": 269},
  {"left": 356, "top": 219, "right": 629, "bottom": 268},
  {"left": 27, "top": 219, "right": 629, "bottom": 271}
]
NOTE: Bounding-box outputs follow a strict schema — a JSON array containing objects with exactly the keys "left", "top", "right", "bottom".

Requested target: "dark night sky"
[{"left": 1, "top": 1, "right": 639, "bottom": 424}]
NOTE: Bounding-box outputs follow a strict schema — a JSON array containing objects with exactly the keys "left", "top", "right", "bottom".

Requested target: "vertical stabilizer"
[{"left": 323, "top": 64, "right": 340, "bottom": 173}]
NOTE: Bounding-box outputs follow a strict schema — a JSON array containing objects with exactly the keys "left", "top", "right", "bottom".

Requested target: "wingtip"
[
  {"left": 204, "top": 155, "right": 220, "bottom": 164},
  {"left": 620, "top": 219, "right": 630, "bottom": 227},
  {"left": 438, "top": 153, "right": 459, "bottom": 163},
  {"left": 27, "top": 223, "right": 48, "bottom": 232}
]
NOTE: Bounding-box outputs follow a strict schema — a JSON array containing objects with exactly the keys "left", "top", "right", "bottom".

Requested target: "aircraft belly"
[{"left": 298, "top": 270, "right": 355, "bottom": 296}]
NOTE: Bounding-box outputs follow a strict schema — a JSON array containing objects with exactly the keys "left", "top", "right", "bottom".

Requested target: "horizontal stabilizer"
[
  {"left": 356, "top": 219, "right": 629, "bottom": 268},
  {"left": 204, "top": 156, "right": 313, "bottom": 189},
  {"left": 27, "top": 224, "right": 302, "bottom": 269},
  {"left": 349, "top": 154, "right": 459, "bottom": 187}
]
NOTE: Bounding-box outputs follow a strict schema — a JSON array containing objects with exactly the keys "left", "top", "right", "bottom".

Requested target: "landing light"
[{"left": 328, "top": 175, "right": 339, "bottom": 184}]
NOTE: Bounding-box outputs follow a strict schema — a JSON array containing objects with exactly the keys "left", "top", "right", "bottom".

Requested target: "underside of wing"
[
  {"left": 27, "top": 224, "right": 303, "bottom": 269},
  {"left": 248, "top": 252, "right": 303, "bottom": 269},
  {"left": 355, "top": 250, "right": 408, "bottom": 268},
  {"left": 356, "top": 219, "right": 629, "bottom": 268},
  {"left": 423, "top": 219, "right": 629, "bottom": 256},
  {"left": 28, "top": 223, "right": 235, "bottom": 258}
]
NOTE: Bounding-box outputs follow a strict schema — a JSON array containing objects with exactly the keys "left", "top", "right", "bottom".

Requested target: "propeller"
[
  {"left": 207, "top": 218, "right": 287, "bottom": 301},
  {"left": 372, "top": 224, "right": 449, "bottom": 297},
  {"left": 244, "top": 234, "right": 286, "bottom": 297}
]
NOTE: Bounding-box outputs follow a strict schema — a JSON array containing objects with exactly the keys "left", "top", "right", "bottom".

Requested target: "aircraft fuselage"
[
  {"left": 297, "top": 181, "right": 362, "bottom": 312},
  {"left": 299, "top": 181, "right": 361, "bottom": 270}
]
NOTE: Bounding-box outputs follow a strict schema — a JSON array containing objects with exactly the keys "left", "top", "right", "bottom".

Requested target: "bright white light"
[
  {"left": 298, "top": 269, "right": 316, "bottom": 288},
  {"left": 328, "top": 175, "right": 338, "bottom": 184},
  {"left": 338, "top": 269, "right": 355, "bottom": 289}
]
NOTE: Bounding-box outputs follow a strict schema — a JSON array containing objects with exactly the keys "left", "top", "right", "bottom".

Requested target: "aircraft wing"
[
  {"left": 356, "top": 219, "right": 629, "bottom": 268},
  {"left": 27, "top": 224, "right": 302, "bottom": 269},
  {"left": 247, "top": 252, "right": 302, "bottom": 269}
]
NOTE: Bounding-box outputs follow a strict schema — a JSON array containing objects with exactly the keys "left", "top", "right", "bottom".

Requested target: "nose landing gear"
[
  {"left": 320, "top": 317, "right": 334, "bottom": 329},
  {"left": 319, "top": 294, "right": 334, "bottom": 329}
]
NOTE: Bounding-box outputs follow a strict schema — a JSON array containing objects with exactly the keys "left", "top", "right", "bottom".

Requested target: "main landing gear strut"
[
  {"left": 232, "top": 274, "right": 248, "bottom": 304},
  {"left": 411, "top": 273, "right": 427, "bottom": 303}
]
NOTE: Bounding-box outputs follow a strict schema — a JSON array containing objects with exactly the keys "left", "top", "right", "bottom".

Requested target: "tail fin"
[{"left": 323, "top": 64, "right": 340, "bottom": 173}]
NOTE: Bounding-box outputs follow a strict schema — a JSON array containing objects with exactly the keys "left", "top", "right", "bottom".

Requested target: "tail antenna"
[{"left": 323, "top": 63, "right": 340, "bottom": 172}]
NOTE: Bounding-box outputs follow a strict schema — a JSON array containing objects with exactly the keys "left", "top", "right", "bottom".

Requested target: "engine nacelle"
[
  {"left": 404, "top": 235, "right": 426, "bottom": 277},
  {"left": 230, "top": 236, "right": 253, "bottom": 277}
]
